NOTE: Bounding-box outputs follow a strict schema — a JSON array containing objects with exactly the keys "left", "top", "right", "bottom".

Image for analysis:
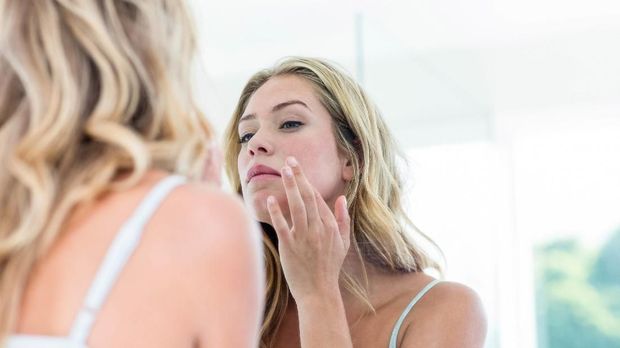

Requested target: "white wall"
[{"left": 188, "top": 1, "right": 620, "bottom": 346}]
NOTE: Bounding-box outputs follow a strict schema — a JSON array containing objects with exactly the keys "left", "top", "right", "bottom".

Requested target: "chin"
[
  {"left": 246, "top": 191, "right": 289, "bottom": 224},
  {"left": 241, "top": 191, "right": 268, "bottom": 222},
  {"left": 255, "top": 210, "right": 272, "bottom": 224},
  {"left": 251, "top": 199, "right": 270, "bottom": 223}
]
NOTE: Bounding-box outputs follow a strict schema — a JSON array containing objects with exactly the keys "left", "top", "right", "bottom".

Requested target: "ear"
[{"left": 341, "top": 157, "right": 354, "bottom": 182}]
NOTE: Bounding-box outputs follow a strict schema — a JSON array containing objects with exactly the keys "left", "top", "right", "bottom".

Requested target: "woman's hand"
[{"left": 266, "top": 156, "right": 351, "bottom": 302}]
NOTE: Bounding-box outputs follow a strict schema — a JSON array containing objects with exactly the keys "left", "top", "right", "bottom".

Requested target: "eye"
[
  {"left": 280, "top": 121, "right": 304, "bottom": 130},
  {"left": 238, "top": 133, "right": 254, "bottom": 144}
]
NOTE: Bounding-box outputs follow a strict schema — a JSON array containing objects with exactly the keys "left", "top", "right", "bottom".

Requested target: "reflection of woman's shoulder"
[{"left": 384, "top": 273, "right": 487, "bottom": 347}]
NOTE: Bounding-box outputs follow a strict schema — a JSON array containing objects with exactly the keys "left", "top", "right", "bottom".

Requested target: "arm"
[
  {"left": 181, "top": 186, "right": 264, "bottom": 348},
  {"left": 267, "top": 157, "right": 353, "bottom": 348},
  {"left": 296, "top": 288, "right": 353, "bottom": 347},
  {"left": 400, "top": 282, "right": 487, "bottom": 348}
]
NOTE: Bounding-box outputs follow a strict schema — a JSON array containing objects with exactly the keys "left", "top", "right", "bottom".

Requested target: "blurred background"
[{"left": 188, "top": 0, "right": 620, "bottom": 347}]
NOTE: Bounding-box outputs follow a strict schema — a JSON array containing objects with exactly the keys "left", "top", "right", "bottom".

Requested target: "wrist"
[
  {"left": 294, "top": 286, "right": 344, "bottom": 309},
  {"left": 295, "top": 288, "right": 352, "bottom": 346}
]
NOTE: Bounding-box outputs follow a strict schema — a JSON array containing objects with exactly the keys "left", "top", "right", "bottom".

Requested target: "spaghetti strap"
[
  {"left": 388, "top": 279, "right": 441, "bottom": 348},
  {"left": 8, "top": 175, "right": 187, "bottom": 348},
  {"left": 69, "top": 175, "right": 186, "bottom": 343}
]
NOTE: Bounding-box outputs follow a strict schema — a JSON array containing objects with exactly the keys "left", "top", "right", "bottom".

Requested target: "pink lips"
[{"left": 246, "top": 164, "right": 281, "bottom": 183}]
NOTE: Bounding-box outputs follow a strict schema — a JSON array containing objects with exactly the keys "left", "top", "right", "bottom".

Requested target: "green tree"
[
  {"left": 590, "top": 228, "right": 620, "bottom": 319},
  {"left": 591, "top": 228, "right": 620, "bottom": 287},
  {"left": 536, "top": 233, "right": 620, "bottom": 348}
]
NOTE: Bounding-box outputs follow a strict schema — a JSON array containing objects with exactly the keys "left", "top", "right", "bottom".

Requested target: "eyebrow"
[{"left": 239, "top": 99, "right": 310, "bottom": 123}]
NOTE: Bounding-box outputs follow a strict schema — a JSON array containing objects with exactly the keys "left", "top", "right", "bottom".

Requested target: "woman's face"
[{"left": 236, "top": 75, "right": 352, "bottom": 223}]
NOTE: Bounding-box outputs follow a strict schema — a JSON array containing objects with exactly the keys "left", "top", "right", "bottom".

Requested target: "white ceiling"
[{"left": 188, "top": 0, "right": 620, "bottom": 147}]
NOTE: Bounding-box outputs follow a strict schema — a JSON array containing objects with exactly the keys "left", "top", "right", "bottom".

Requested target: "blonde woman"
[
  {"left": 224, "top": 57, "right": 487, "bottom": 347},
  {"left": 0, "top": 1, "right": 263, "bottom": 347}
]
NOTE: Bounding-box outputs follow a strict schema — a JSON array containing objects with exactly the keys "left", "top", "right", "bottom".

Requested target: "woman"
[
  {"left": 224, "top": 57, "right": 487, "bottom": 347},
  {"left": 0, "top": 1, "right": 263, "bottom": 347}
]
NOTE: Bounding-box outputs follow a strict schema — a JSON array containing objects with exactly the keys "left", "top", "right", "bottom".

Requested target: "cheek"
[{"left": 292, "top": 144, "right": 342, "bottom": 194}]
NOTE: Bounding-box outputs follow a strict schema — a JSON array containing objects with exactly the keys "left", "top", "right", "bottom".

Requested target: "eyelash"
[{"left": 238, "top": 120, "right": 304, "bottom": 144}]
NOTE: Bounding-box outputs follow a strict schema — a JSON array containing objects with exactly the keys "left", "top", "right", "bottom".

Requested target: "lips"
[{"left": 246, "top": 164, "right": 281, "bottom": 183}]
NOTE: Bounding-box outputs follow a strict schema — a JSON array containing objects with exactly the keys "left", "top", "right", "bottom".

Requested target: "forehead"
[{"left": 243, "top": 75, "right": 320, "bottom": 115}]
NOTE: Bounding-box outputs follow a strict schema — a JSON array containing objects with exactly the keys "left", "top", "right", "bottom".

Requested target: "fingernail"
[
  {"left": 267, "top": 196, "right": 276, "bottom": 205},
  {"left": 283, "top": 166, "right": 293, "bottom": 177},
  {"left": 286, "top": 157, "right": 298, "bottom": 167}
]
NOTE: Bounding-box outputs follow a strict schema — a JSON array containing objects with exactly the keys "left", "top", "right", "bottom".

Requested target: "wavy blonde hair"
[
  {"left": 0, "top": 0, "right": 213, "bottom": 340},
  {"left": 223, "top": 57, "right": 442, "bottom": 347}
]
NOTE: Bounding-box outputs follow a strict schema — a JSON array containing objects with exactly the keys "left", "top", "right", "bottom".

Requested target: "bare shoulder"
[
  {"left": 156, "top": 182, "right": 258, "bottom": 245},
  {"left": 150, "top": 181, "right": 263, "bottom": 346},
  {"left": 152, "top": 181, "right": 262, "bottom": 281},
  {"left": 400, "top": 280, "right": 487, "bottom": 348}
]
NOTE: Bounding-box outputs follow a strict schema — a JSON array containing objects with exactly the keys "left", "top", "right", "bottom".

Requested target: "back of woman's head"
[{"left": 0, "top": 0, "right": 212, "bottom": 338}]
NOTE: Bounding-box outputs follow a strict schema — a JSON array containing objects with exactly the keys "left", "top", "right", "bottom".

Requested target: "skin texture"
[
  {"left": 15, "top": 170, "right": 264, "bottom": 347},
  {"left": 236, "top": 75, "right": 487, "bottom": 348},
  {"left": 237, "top": 75, "right": 352, "bottom": 225}
]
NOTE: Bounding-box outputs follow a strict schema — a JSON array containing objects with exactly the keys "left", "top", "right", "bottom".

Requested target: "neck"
[
  {"left": 338, "top": 244, "right": 388, "bottom": 322},
  {"left": 261, "top": 220, "right": 397, "bottom": 321}
]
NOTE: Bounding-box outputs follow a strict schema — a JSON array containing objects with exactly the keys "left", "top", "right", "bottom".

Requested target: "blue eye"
[
  {"left": 238, "top": 133, "right": 254, "bottom": 144},
  {"left": 280, "top": 121, "right": 303, "bottom": 129}
]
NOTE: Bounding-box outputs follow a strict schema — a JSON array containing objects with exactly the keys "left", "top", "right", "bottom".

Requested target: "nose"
[{"left": 247, "top": 130, "right": 273, "bottom": 157}]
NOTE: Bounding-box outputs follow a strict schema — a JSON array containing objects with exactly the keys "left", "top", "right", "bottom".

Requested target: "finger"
[
  {"left": 314, "top": 190, "right": 340, "bottom": 237},
  {"left": 267, "top": 195, "right": 292, "bottom": 245},
  {"left": 281, "top": 165, "right": 307, "bottom": 233},
  {"left": 286, "top": 157, "right": 321, "bottom": 230},
  {"left": 334, "top": 195, "right": 351, "bottom": 250}
]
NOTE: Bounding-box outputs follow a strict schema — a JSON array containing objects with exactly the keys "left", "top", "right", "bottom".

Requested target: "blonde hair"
[
  {"left": 223, "top": 57, "right": 441, "bottom": 347},
  {"left": 0, "top": 0, "right": 212, "bottom": 340}
]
